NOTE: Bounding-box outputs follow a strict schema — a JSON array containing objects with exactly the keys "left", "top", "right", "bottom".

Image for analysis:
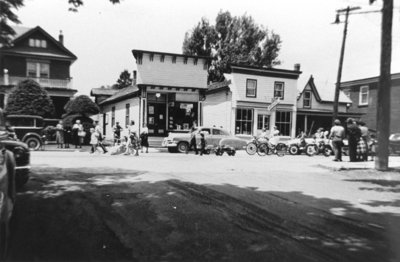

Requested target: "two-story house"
[
  {"left": 203, "top": 64, "right": 302, "bottom": 137},
  {"left": 0, "top": 26, "right": 77, "bottom": 118},
  {"left": 296, "top": 75, "right": 360, "bottom": 135},
  {"left": 340, "top": 73, "right": 400, "bottom": 133},
  {"left": 92, "top": 49, "right": 209, "bottom": 138}
]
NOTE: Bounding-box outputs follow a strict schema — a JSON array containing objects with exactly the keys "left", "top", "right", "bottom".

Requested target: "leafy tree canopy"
[
  {"left": 115, "top": 69, "right": 133, "bottom": 89},
  {"left": 5, "top": 79, "right": 55, "bottom": 117},
  {"left": 64, "top": 95, "right": 99, "bottom": 117},
  {"left": 0, "top": 0, "right": 120, "bottom": 46},
  {"left": 183, "top": 10, "right": 282, "bottom": 82}
]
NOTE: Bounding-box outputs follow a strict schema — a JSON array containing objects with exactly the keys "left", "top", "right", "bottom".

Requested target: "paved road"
[{"left": 6, "top": 150, "right": 400, "bottom": 261}]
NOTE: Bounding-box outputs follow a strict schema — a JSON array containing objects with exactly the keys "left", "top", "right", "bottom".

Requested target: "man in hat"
[
  {"left": 329, "top": 119, "right": 345, "bottom": 161},
  {"left": 346, "top": 118, "right": 361, "bottom": 162}
]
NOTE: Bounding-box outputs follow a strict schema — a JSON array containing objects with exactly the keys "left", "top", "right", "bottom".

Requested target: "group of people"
[
  {"left": 329, "top": 118, "right": 372, "bottom": 162},
  {"left": 54, "top": 119, "right": 86, "bottom": 149},
  {"left": 54, "top": 119, "right": 150, "bottom": 156}
]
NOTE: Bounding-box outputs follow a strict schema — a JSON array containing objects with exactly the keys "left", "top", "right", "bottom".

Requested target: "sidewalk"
[{"left": 318, "top": 156, "right": 400, "bottom": 171}]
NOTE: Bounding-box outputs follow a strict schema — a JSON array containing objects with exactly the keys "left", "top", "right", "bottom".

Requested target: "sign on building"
[{"left": 267, "top": 97, "right": 281, "bottom": 111}]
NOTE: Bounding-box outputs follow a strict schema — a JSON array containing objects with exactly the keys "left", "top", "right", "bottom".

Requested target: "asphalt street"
[{"left": 6, "top": 149, "right": 400, "bottom": 261}]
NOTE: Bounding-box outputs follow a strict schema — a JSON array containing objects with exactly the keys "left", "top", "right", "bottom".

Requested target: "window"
[
  {"left": 257, "top": 115, "right": 270, "bottom": 130},
  {"left": 149, "top": 54, "right": 154, "bottom": 61},
  {"left": 160, "top": 55, "right": 165, "bottom": 62},
  {"left": 41, "top": 40, "right": 47, "bottom": 48},
  {"left": 125, "top": 104, "right": 130, "bottom": 127},
  {"left": 172, "top": 56, "right": 176, "bottom": 63},
  {"left": 29, "top": 39, "right": 35, "bottom": 47},
  {"left": 136, "top": 53, "right": 143, "bottom": 64},
  {"left": 246, "top": 79, "right": 257, "bottom": 98},
  {"left": 29, "top": 38, "right": 47, "bottom": 48},
  {"left": 275, "top": 111, "right": 292, "bottom": 136},
  {"left": 111, "top": 106, "right": 115, "bottom": 127},
  {"left": 303, "top": 91, "right": 311, "bottom": 108},
  {"left": 199, "top": 128, "right": 211, "bottom": 135},
  {"left": 26, "top": 62, "right": 49, "bottom": 78},
  {"left": 274, "top": 82, "right": 285, "bottom": 99},
  {"left": 235, "top": 108, "right": 253, "bottom": 135},
  {"left": 359, "top": 86, "right": 369, "bottom": 105}
]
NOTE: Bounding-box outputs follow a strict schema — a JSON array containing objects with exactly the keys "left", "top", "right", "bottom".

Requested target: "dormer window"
[{"left": 29, "top": 38, "right": 47, "bottom": 48}]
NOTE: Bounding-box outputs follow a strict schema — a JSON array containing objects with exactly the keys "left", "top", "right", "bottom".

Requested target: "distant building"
[
  {"left": 203, "top": 64, "right": 302, "bottom": 137},
  {"left": 91, "top": 49, "right": 209, "bottom": 137},
  {"left": 296, "top": 75, "right": 360, "bottom": 135},
  {"left": 340, "top": 73, "right": 400, "bottom": 133},
  {"left": 0, "top": 26, "right": 77, "bottom": 118}
]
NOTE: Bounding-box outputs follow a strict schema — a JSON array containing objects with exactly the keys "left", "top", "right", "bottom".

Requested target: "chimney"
[
  {"left": 59, "top": 30, "right": 64, "bottom": 45},
  {"left": 133, "top": 70, "right": 137, "bottom": 85},
  {"left": 294, "top": 63, "right": 301, "bottom": 72},
  {"left": 3, "top": 69, "right": 9, "bottom": 85}
]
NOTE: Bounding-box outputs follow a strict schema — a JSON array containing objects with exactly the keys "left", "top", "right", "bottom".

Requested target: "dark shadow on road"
[{"left": 6, "top": 166, "right": 400, "bottom": 262}]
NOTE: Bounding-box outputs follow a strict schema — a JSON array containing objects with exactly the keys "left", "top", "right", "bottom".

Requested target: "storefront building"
[
  {"left": 93, "top": 50, "right": 209, "bottom": 138},
  {"left": 203, "top": 64, "right": 302, "bottom": 138}
]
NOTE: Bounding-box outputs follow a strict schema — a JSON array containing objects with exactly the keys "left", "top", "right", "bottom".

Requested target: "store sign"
[
  {"left": 180, "top": 103, "right": 194, "bottom": 110},
  {"left": 267, "top": 97, "right": 281, "bottom": 111}
]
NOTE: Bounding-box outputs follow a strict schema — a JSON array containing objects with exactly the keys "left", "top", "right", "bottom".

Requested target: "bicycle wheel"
[
  {"left": 257, "top": 143, "right": 269, "bottom": 156},
  {"left": 246, "top": 142, "right": 257, "bottom": 155},
  {"left": 275, "top": 143, "right": 287, "bottom": 157},
  {"left": 306, "top": 144, "right": 318, "bottom": 156}
]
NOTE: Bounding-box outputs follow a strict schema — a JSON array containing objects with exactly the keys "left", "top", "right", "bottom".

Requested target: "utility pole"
[
  {"left": 375, "top": 0, "right": 393, "bottom": 171},
  {"left": 332, "top": 6, "right": 360, "bottom": 124}
]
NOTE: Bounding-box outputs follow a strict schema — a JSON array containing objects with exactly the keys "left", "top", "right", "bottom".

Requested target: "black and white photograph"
[{"left": 0, "top": 0, "right": 400, "bottom": 261}]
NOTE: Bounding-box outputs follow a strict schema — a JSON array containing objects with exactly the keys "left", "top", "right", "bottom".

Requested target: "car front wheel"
[
  {"left": 24, "top": 137, "right": 41, "bottom": 151},
  {"left": 177, "top": 142, "right": 189, "bottom": 153}
]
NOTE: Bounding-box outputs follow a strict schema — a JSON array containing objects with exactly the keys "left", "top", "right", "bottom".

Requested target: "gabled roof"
[
  {"left": 99, "top": 85, "right": 139, "bottom": 105},
  {"left": 2, "top": 26, "right": 77, "bottom": 61},
  {"left": 90, "top": 88, "right": 119, "bottom": 96},
  {"left": 299, "top": 75, "right": 352, "bottom": 104}
]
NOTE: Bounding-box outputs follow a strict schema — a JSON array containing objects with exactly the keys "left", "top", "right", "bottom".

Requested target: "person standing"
[
  {"left": 329, "top": 119, "right": 345, "bottom": 162},
  {"left": 89, "top": 128, "right": 99, "bottom": 154},
  {"left": 72, "top": 120, "right": 83, "bottom": 149},
  {"left": 270, "top": 126, "right": 280, "bottom": 137},
  {"left": 140, "top": 124, "right": 149, "bottom": 153},
  {"left": 113, "top": 122, "right": 123, "bottom": 145},
  {"left": 358, "top": 121, "right": 369, "bottom": 161},
  {"left": 199, "top": 133, "right": 206, "bottom": 156},
  {"left": 63, "top": 125, "right": 72, "bottom": 148},
  {"left": 346, "top": 118, "right": 361, "bottom": 162},
  {"left": 55, "top": 120, "right": 64, "bottom": 148},
  {"left": 94, "top": 121, "right": 108, "bottom": 153},
  {"left": 186, "top": 126, "right": 198, "bottom": 154},
  {"left": 124, "top": 120, "right": 139, "bottom": 156}
]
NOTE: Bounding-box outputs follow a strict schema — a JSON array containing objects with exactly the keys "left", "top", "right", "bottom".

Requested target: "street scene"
[
  {"left": 1, "top": 0, "right": 400, "bottom": 261},
  {"left": 7, "top": 149, "right": 400, "bottom": 261}
]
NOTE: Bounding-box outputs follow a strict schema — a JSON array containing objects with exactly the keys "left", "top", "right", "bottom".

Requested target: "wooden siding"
[
  {"left": 230, "top": 73, "right": 297, "bottom": 106},
  {"left": 297, "top": 85, "right": 348, "bottom": 112},
  {"left": 203, "top": 91, "right": 232, "bottom": 132},
  {"left": 136, "top": 53, "right": 208, "bottom": 89},
  {"left": 100, "top": 97, "right": 140, "bottom": 139}
]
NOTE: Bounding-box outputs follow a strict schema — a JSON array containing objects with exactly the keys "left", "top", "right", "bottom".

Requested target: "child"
[
  {"left": 199, "top": 133, "right": 206, "bottom": 156},
  {"left": 90, "top": 128, "right": 99, "bottom": 154}
]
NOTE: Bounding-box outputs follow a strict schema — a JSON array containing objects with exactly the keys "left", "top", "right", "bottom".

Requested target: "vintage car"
[
  {"left": 389, "top": 133, "right": 400, "bottom": 155},
  {"left": 162, "top": 126, "right": 247, "bottom": 153},
  {"left": 6, "top": 115, "right": 45, "bottom": 151},
  {"left": 0, "top": 111, "right": 31, "bottom": 188},
  {"left": 0, "top": 142, "right": 16, "bottom": 259}
]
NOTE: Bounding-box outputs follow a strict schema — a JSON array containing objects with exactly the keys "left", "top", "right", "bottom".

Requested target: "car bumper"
[{"left": 161, "top": 141, "right": 178, "bottom": 148}]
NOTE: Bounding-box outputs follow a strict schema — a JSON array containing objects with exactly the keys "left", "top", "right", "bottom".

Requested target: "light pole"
[{"left": 332, "top": 6, "right": 360, "bottom": 124}]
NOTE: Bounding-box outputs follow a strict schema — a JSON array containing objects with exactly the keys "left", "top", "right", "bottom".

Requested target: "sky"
[{"left": 14, "top": 0, "right": 400, "bottom": 96}]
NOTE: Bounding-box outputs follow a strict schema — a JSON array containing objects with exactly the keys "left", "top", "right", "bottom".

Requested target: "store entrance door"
[{"left": 147, "top": 102, "right": 166, "bottom": 136}]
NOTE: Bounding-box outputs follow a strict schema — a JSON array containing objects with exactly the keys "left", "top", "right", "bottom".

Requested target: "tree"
[
  {"left": 0, "top": 0, "right": 24, "bottom": 47},
  {"left": 115, "top": 70, "right": 132, "bottom": 89},
  {"left": 183, "top": 10, "right": 282, "bottom": 82},
  {"left": 64, "top": 95, "right": 99, "bottom": 117},
  {"left": 0, "top": 0, "right": 119, "bottom": 46},
  {"left": 5, "top": 79, "right": 55, "bottom": 117}
]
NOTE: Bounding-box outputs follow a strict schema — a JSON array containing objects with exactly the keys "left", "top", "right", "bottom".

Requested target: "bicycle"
[
  {"left": 246, "top": 136, "right": 287, "bottom": 157},
  {"left": 245, "top": 136, "right": 264, "bottom": 155}
]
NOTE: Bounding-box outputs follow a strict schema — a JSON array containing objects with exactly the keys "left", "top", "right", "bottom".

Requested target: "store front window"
[
  {"left": 235, "top": 108, "right": 253, "bottom": 135},
  {"left": 167, "top": 101, "right": 198, "bottom": 131},
  {"left": 275, "top": 111, "right": 291, "bottom": 136}
]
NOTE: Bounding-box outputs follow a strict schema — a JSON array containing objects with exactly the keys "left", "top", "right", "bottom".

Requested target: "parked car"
[
  {"left": 6, "top": 114, "right": 45, "bottom": 151},
  {"left": 0, "top": 142, "right": 16, "bottom": 259},
  {"left": 162, "top": 126, "right": 247, "bottom": 153},
  {"left": 389, "top": 133, "right": 400, "bottom": 155},
  {"left": 0, "top": 111, "right": 31, "bottom": 188}
]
